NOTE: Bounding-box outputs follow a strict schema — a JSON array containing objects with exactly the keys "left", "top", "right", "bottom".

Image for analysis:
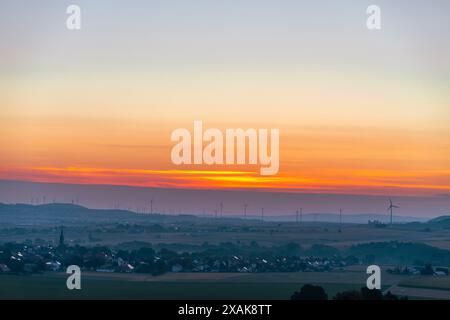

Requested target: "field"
[
  {"left": 4, "top": 268, "right": 450, "bottom": 300},
  {"left": 2, "top": 204, "right": 450, "bottom": 300},
  {"left": 3, "top": 270, "right": 450, "bottom": 300},
  {"left": 2, "top": 221, "right": 450, "bottom": 251},
  {"left": 0, "top": 272, "right": 374, "bottom": 300}
]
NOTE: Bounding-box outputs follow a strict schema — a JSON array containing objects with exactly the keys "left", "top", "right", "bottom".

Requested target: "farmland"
[
  {"left": 0, "top": 271, "right": 382, "bottom": 300},
  {"left": 2, "top": 269, "right": 450, "bottom": 300},
  {"left": 2, "top": 203, "right": 450, "bottom": 300}
]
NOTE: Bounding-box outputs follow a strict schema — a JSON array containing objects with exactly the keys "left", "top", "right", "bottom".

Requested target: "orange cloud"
[{"left": 1, "top": 165, "right": 450, "bottom": 197}]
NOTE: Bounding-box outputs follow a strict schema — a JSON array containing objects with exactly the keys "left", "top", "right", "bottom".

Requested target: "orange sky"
[
  {"left": 1, "top": 2, "right": 450, "bottom": 198},
  {"left": 1, "top": 116, "right": 449, "bottom": 196}
]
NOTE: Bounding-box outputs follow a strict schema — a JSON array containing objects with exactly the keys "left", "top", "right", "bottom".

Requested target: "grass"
[
  {"left": 0, "top": 273, "right": 361, "bottom": 300},
  {"left": 399, "top": 276, "right": 450, "bottom": 291},
  {"left": 3, "top": 223, "right": 449, "bottom": 250}
]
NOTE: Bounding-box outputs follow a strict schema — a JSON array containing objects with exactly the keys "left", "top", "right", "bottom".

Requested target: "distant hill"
[
  {"left": 2, "top": 180, "right": 448, "bottom": 218},
  {"left": 0, "top": 202, "right": 432, "bottom": 227},
  {"left": 427, "top": 215, "right": 450, "bottom": 227},
  {"left": 0, "top": 203, "right": 203, "bottom": 226},
  {"left": 346, "top": 241, "right": 450, "bottom": 266},
  {"left": 264, "top": 213, "right": 427, "bottom": 224},
  {"left": 428, "top": 215, "right": 450, "bottom": 223}
]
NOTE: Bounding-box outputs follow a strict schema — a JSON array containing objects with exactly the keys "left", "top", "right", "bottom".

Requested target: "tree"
[
  {"left": 333, "top": 290, "right": 362, "bottom": 300},
  {"left": 421, "top": 263, "right": 434, "bottom": 275},
  {"left": 360, "top": 287, "right": 383, "bottom": 300},
  {"left": 402, "top": 266, "right": 410, "bottom": 275},
  {"left": 291, "top": 284, "right": 328, "bottom": 300},
  {"left": 152, "top": 260, "right": 168, "bottom": 276},
  {"left": 333, "top": 287, "right": 403, "bottom": 300},
  {"left": 8, "top": 258, "right": 24, "bottom": 274},
  {"left": 137, "top": 247, "right": 155, "bottom": 261},
  {"left": 282, "top": 243, "right": 302, "bottom": 256},
  {"left": 383, "top": 291, "right": 399, "bottom": 300}
]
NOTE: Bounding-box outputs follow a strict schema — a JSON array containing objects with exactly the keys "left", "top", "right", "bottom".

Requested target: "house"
[
  {"left": 23, "top": 263, "right": 38, "bottom": 273},
  {"left": 0, "top": 264, "right": 10, "bottom": 273},
  {"left": 171, "top": 264, "right": 183, "bottom": 272},
  {"left": 436, "top": 267, "right": 449, "bottom": 275},
  {"left": 238, "top": 266, "right": 249, "bottom": 273},
  {"left": 96, "top": 264, "right": 115, "bottom": 273},
  {"left": 118, "top": 263, "right": 135, "bottom": 273},
  {"left": 410, "top": 267, "right": 421, "bottom": 275},
  {"left": 45, "top": 261, "right": 62, "bottom": 271}
]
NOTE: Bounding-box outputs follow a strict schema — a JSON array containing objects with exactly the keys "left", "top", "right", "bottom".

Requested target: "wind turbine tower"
[
  {"left": 244, "top": 203, "right": 248, "bottom": 220},
  {"left": 387, "top": 198, "right": 399, "bottom": 225}
]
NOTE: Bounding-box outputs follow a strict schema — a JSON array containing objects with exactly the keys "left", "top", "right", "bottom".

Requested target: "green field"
[
  {"left": 0, "top": 272, "right": 367, "bottom": 300},
  {"left": 3, "top": 269, "right": 450, "bottom": 300},
  {"left": 3, "top": 220, "right": 450, "bottom": 251},
  {"left": 399, "top": 276, "right": 450, "bottom": 291}
]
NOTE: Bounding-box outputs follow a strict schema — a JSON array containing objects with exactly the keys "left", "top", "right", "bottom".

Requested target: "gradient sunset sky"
[{"left": 1, "top": 0, "right": 450, "bottom": 201}]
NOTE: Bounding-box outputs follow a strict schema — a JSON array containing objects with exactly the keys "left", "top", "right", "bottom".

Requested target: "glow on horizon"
[
  {"left": 0, "top": 166, "right": 449, "bottom": 197},
  {"left": 1, "top": 1, "right": 450, "bottom": 198}
]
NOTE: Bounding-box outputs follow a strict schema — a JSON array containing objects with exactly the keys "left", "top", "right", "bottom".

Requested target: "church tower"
[{"left": 59, "top": 227, "right": 65, "bottom": 247}]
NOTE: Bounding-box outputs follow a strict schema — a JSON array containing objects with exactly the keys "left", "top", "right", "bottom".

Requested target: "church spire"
[{"left": 59, "top": 226, "right": 65, "bottom": 247}]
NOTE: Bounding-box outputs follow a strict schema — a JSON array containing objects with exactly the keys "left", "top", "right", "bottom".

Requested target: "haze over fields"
[
  {"left": 1, "top": 1, "right": 450, "bottom": 205},
  {"left": 0, "top": 180, "right": 448, "bottom": 220}
]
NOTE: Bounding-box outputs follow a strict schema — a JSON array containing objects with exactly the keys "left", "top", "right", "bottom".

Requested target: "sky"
[{"left": 0, "top": 0, "right": 450, "bottom": 213}]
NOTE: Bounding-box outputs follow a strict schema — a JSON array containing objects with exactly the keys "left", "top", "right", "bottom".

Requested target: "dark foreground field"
[
  {"left": 0, "top": 272, "right": 366, "bottom": 300},
  {"left": 2, "top": 269, "right": 450, "bottom": 300}
]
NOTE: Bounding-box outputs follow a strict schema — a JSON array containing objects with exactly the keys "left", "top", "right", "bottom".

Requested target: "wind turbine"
[
  {"left": 339, "top": 209, "right": 343, "bottom": 232},
  {"left": 387, "top": 198, "right": 399, "bottom": 225},
  {"left": 261, "top": 208, "right": 264, "bottom": 221},
  {"left": 244, "top": 203, "right": 248, "bottom": 220},
  {"left": 220, "top": 202, "right": 224, "bottom": 218}
]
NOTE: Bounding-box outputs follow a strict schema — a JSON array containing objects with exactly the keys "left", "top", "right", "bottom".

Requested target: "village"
[{"left": 0, "top": 229, "right": 355, "bottom": 276}]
